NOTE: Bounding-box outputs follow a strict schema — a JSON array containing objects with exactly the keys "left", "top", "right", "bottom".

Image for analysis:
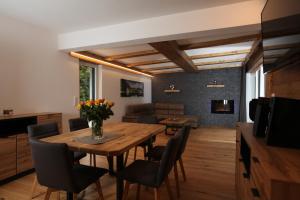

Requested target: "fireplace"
[{"left": 211, "top": 100, "right": 234, "bottom": 114}]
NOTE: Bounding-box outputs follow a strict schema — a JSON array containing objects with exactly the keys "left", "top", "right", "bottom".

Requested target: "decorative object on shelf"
[
  {"left": 3, "top": 109, "right": 13, "bottom": 115},
  {"left": 206, "top": 80, "right": 225, "bottom": 88},
  {"left": 164, "top": 84, "right": 180, "bottom": 93},
  {"left": 76, "top": 99, "right": 114, "bottom": 141}
]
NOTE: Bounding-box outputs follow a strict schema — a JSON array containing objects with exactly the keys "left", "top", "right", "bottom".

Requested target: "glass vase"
[{"left": 91, "top": 120, "right": 104, "bottom": 140}]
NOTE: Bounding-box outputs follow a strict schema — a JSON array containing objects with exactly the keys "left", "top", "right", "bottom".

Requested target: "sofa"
[{"left": 122, "top": 103, "right": 199, "bottom": 128}]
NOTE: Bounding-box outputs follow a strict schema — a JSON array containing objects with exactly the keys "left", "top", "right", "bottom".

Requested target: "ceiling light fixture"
[{"left": 70, "top": 51, "right": 154, "bottom": 78}]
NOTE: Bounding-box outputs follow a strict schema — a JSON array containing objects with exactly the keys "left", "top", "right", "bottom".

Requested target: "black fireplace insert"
[{"left": 211, "top": 100, "right": 234, "bottom": 114}]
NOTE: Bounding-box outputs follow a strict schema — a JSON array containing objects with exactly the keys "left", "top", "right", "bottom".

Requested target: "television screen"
[
  {"left": 261, "top": 0, "right": 300, "bottom": 73},
  {"left": 120, "top": 79, "right": 144, "bottom": 97}
]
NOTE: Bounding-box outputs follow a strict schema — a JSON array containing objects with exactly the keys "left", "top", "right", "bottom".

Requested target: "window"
[{"left": 79, "top": 61, "right": 97, "bottom": 101}]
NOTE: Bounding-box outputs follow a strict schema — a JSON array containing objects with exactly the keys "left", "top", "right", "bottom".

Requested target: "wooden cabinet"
[
  {"left": 0, "top": 136, "right": 17, "bottom": 180},
  {"left": 37, "top": 113, "right": 62, "bottom": 134},
  {"left": 0, "top": 112, "right": 62, "bottom": 182},
  {"left": 17, "top": 134, "right": 33, "bottom": 174},
  {"left": 236, "top": 123, "right": 300, "bottom": 200}
]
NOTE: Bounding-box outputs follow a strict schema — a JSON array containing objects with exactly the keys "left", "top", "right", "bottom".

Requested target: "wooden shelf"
[
  {"left": 206, "top": 84, "right": 225, "bottom": 88},
  {"left": 164, "top": 89, "right": 180, "bottom": 93}
]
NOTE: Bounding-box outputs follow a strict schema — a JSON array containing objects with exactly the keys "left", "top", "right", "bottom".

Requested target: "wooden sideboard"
[
  {"left": 236, "top": 123, "right": 300, "bottom": 200},
  {"left": 0, "top": 113, "right": 62, "bottom": 182}
]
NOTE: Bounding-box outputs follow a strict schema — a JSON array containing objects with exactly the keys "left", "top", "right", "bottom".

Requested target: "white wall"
[
  {"left": 0, "top": 14, "right": 79, "bottom": 132},
  {"left": 99, "top": 66, "right": 151, "bottom": 123}
]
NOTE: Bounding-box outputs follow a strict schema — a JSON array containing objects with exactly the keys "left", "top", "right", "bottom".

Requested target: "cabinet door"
[
  {"left": 37, "top": 113, "right": 62, "bottom": 133},
  {"left": 17, "top": 134, "right": 33, "bottom": 173},
  {"left": 0, "top": 136, "right": 17, "bottom": 180}
]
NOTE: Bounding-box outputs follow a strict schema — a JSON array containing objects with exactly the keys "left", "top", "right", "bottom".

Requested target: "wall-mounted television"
[
  {"left": 262, "top": 0, "right": 300, "bottom": 73},
  {"left": 121, "top": 79, "right": 144, "bottom": 97}
]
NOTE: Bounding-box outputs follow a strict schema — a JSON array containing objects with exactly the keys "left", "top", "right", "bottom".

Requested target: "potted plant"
[{"left": 76, "top": 99, "right": 114, "bottom": 140}]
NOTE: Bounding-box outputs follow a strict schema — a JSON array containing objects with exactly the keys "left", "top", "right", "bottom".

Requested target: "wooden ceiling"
[{"left": 87, "top": 34, "right": 261, "bottom": 75}]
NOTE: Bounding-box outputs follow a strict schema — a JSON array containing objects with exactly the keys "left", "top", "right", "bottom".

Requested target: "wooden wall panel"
[
  {"left": 266, "top": 65, "right": 300, "bottom": 99},
  {"left": 0, "top": 136, "right": 16, "bottom": 180}
]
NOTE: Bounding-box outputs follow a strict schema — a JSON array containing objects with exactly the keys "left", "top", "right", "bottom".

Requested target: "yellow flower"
[
  {"left": 107, "top": 101, "right": 114, "bottom": 107},
  {"left": 95, "top": 99, "right": 101, "bottom": 105},
  {"left": 76, "top": 103, "right": 81, "bottom": 110},
  {"left": 85, "top": 100, "right": 91, "bottom": 107}
]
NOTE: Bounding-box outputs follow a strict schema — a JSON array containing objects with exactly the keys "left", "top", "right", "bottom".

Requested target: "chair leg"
[
  {"left": 73, "top": 193, "right": 77, "bottom": 200},
  {"left": 174, "top": 162, "right": 180, "bottom": 197},
  {"left": 133, "top": 146, "right": 137, "bottom": 161},
  {"left": 136, "top": 184, "right": 141, "bottom": 200},
  {"left": 179, "top": 157, "right": 187, "bottom": 181},
  {"left": 29, "top": 175, "right": 37, "bottom": 200},
  {"left": 44, "top": 188, "right": 53, "bottom": 200},
  {"left": 124, "top": 150, "right": 129, "bottom": 166},
  {"left": 165, "top": 176, "right": 174, "bottom": 200},
  {"left": 122, "top": 181, "right": 130, "bottom": 200},
  {"left": 89, "top": 154, "right": 93, "bottom": 166},
  {"left": 154, "top": 188, "right": 160, "bottom": 200},
  {"left": 93, "top": 154, "right": 97, "bottom": 167},
  {"left": 143, "top": 146, "right": 147, "bottom": 159},
  {"left": 95, "top": 180, "right": 104, "bottom": 200},
  {"left": 56, "top": 191, "right": 60, "bottom": 200}
]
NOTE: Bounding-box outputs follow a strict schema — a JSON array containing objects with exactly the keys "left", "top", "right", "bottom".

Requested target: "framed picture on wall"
[{"left": 120, "top": 79, "right": 144, "bottom": 97}]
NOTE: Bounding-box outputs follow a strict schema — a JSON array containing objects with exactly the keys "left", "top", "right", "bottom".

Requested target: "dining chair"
[
  {"left": 29, "top": 138, "right": 108, "bottom": 200},
  {"left": 146, "top": 126, "right": 191, "bottom": 197},
  {"left": 124, "top": 115, "right": 158, "bottom": 166},
  {"left": 69, "top": 118, "right": 114, "bottom": 175},
  {"left": 69, "top": 118, "right": 94, "bottom": 166},
  {"left": 118, "top": 131, "right": 182, "bottom": 200}
]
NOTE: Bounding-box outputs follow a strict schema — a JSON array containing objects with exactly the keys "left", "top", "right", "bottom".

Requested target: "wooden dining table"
[{"left": 42, "top": 122, "right": 165, "bottom": 200}]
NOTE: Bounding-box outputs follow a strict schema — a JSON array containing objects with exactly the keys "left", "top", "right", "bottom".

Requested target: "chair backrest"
[
  {"left": 29, "top": 138, "right": 76, "bottom": 192},
  {"left": 137, "top": 115, "right": 158, "bottom": 124},
  {"left": 156, "top": 130, "right": 182, "bottom": 185},
  {"left": 176, "top": 126, "right": 191, "bottom": 160},
  {"left": 69, "top": 118, "right": 89, "bottom": 132},
  {"left": 27, "top": 122, "right": 59, "bottom": 139}
]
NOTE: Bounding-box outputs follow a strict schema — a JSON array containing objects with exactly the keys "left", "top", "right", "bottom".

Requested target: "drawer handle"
[
  {"left": 252, "top": 157, "right": 260, "bottom": 164},
  {"left": 251, "top": 188, "right": 260, "bottom": 197}
]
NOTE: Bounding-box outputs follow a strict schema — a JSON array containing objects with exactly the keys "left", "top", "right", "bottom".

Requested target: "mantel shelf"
[
  {"left": 206, "top": 84, "right": 225, "bottom": 88},
  {"left": 164, "top": 89, "right": 181, "bottom": 93}
]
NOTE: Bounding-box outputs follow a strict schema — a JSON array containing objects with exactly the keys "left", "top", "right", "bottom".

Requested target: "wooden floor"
[{"left": 0, "top": 127, "right": 236, "bottom": 200}]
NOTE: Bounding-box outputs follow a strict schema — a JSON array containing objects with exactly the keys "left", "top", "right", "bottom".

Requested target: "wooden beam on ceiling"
[
  {"left": 127, "top": 59, "right": 170, "bottom": 67},
  {"left": 264, "top": 42, "right": 300, "bottom": 51},
  {"left": 180, "top": 34, "right": 260, "bottom": 50},
  {"left": 243, "top": 36, "right": 262, "bottom": 67},
  {"left": 150, "top": 68, "right": 183, "bottom": 74},
  {"left": 189, "top": 49, "right": 250, "bottom": 60},
  {"left": 76, "top": 51, "right": 154, "bottom": 76},
  {"left": 195, "top": 58, "right": 245, "bottom": 66},
  {"left": 150, "top": 41, "right": 197, "bottom": 72},
  {"left": 197, "top": 64, "right": 242, "bottom": 71},
  {"left": 104, "top": 50, "right": 159, "bottom": 61},
  {"left": 141, "top": 66, "right": 177, "bottom": 72}
]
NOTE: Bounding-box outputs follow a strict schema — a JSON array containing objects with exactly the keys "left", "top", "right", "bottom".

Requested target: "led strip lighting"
[{"left": 70, "top": 51, "right": 154, "bottom": 78}]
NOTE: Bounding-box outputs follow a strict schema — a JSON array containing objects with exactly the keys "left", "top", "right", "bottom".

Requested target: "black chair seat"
[
  {"left": 74, "top": 151, "right": 87, "bottom": 162},
  {"left": 146, "top": 146, "right": 165, "bottom": 161},
  {"left": 72, "top": 164, "right": 108, "bottom": 193},
  {"left": 118, "top": 160, "right": 160, "bottom": 187}
]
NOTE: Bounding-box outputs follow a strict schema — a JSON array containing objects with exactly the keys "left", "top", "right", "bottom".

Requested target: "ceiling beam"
[
  {"left": 197, "top": 64, "right": 242, "bottom": 71},
  {"left": 127, "top": 59, "right": 170, "bottom": 67},
  {"left": 74, "top": 51, "right": 154, "bottom": 77},
  {"left": 150, "top": 41, "right": 197, "bottom": 72},
  {"left": 195, "top": 58, "right": 245, "bottom": 66},
  {"left": 189, "top": 49, "right": 250, "bottom": 60},
  {"left": 243, "top": 36, "right": 262, "bottom": 67},
  {"left": 180, "top": 34, "right": 260, "bottom": 50},
  {"left": 151, "top": 69, "right": 183, "bottom": 74},
  {"left": 105, "top": 50, "right": 159, "bottom": 61},
  {"left": 264, "top": 42, "right": 300, "bottom": 51},
  {"left": 141, "top": 66, "right": 177, "bottom": 72}
]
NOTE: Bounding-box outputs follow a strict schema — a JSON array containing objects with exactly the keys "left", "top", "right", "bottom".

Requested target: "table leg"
[
  {"left": 67, "top": 192, "right": 73, "bottom": 200},
  {"left": 116, "top": 154, "right": 124, "bottom": 200},
  {"left": 107, "top": 156, "right": 114, "bottom": 175}
]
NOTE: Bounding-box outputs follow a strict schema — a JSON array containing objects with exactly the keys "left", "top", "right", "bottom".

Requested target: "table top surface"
[
  {"left": 159, "top": 118, "right": 189, "bottom": 125},
  {"left": 42, "top": 122, "right": 165, "bottom": 156}
]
